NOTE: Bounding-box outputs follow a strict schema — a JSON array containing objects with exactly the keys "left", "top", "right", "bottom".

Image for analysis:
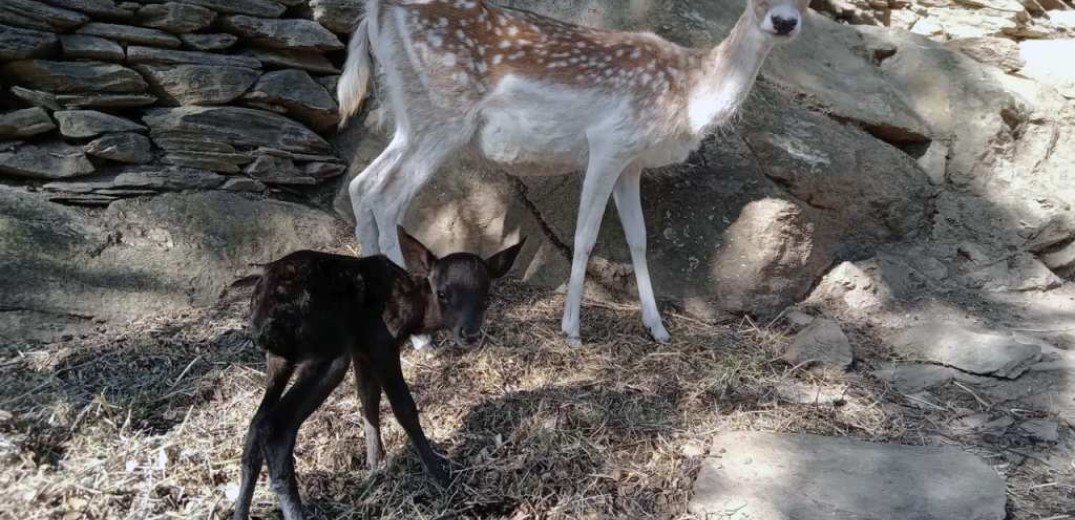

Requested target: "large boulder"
[{"left": 0, "top": 187, "right": 346, "bottom": 343}]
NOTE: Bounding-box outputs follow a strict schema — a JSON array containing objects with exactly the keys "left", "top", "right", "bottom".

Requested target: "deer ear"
[
  {"left": 398, "top": 226, "right": 436, "bottom": 277},
  {"left": 485, "top": 236, "right": 526, "bottom": 279}
]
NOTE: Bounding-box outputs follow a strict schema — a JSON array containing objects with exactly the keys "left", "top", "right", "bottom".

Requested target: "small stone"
[
  {"left": 178, "top": 33, "right": 236, "bottom": 51},
  {"left": 55, "top": 110, "right": 146, "bottom": 138},
  {"left": 153, "top": 136, "right": 236, "bottom": 153},
  {"left": 36, "top": 0, "right": 132, "bottom": 19},
  {"left": 48, "top": 193, "right": 117, "bottom": 206},
  {"left": 126, "top": 45, "right": 261, "bottom": 68},
  {"left": 784, "top": 318, "right": 853, "bottom": 369},
  {"left": 872, "top": 362, "right": 958, "bottom": 394},
  {"left": 163, "top": 151, "right": 252, "bottom": 173},
  {"left": 84, "top": 133, "right": 152, "bottom": 164},
  {"left": 143, "top": 106, "right": 330, "bottom": 154},
  {"left": 0, "top": 23, "right": 57, "bottom": 61},
  {"left": 783, "top": 310, "right": 815, "bottom": 327},
  {"left": 221, "top": 177, "right": 265, "bottom": 192},
  {"left": 76, "top": 22, "right": 180, "bottom": 48},
  {"left": 303, "top": 161, "right": 346, "bottom": 178},
  {"left": 917, "top": 141, "right": 948, "bottom": 186},
  {"left": 10, "top": 86, "right": 62, "bottom": 111},
  {"left": 134, "top": 2, "right": 215, "bottom": 33},
  {"left": 176, "top": 0, "right": 284, "bottom": 17},
  {"left": 889, "top": 322, "right": 1042, "bottom": 379},
  {"left": 136, "top": 65, "right": 259, "bottom": 106},
  {"left": 0, "top": 141, "right": 95, "bottom": 179},
  {"left": 60, "top": 34, "right": 124, "bottom": 61},
  {"left": 2, "top": 60, "right": 146, "bottom": 93},
  {"left": 0, "top": 107, "right": 55, "bottom": 140},
  {"left": 236, "top": 47, "right": 338, "bottom": 74},
  {"left": 218, "top": 15, "right": 344, "bottom": 51},
  {"left": 774, "top": 380, "right": 847, "bottom": 405},
  {"left": 1040, "top": 241, "right": 1075, "bottom": 278},
  {"left": 0, "top": 0, "right": 89, "bottom": 32},
  {"left": 1018, "top": 419, "right": 1059, "bottom": 443}
]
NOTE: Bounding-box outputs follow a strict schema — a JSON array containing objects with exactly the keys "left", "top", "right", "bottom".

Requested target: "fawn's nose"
[
  {"left": 771, "top": 15, "right": 798, "bottom": 35},
  {"left": 460, "top": 328, "right": 482, "bottom": 345}
]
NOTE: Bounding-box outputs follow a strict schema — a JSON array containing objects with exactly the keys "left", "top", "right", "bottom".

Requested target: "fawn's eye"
[{"left": 437, "top": 290, "right": 448, "bottom": 301}]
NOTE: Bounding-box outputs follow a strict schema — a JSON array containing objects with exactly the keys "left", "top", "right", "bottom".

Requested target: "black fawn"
[{"left": 232, "top": 226, "right": 525, "bottom": 520}]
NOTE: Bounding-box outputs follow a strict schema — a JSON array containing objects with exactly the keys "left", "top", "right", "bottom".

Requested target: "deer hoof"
[
  {"left": 563, "top": 335, "right": 583, "bottom": 347},
  {"left": 649, "top": 325, "right": 671, "bottom": 343}
]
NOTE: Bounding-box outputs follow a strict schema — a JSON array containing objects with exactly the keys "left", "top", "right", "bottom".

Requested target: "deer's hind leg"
[
  {"left": 613, "top": 164, "right": 670, "bottom": 342},
  {"left": 233, "top": 353, "right": 294, "bottom": 520}
]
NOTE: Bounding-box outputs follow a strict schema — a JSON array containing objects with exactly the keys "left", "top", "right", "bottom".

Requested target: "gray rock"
[
  {"left": 712, "top": 198, "right": 834, "bottom": 317},
  {"left": 0, "top": 188, "right": 343, "bottom": 343},
  {"left": 76, "top": 22, "right": 180, "bottom": 48},
  {"left": 55, "top": 110, "right": 146, "bottom": 138},
  {"left": 162, "top": 151, "right": 252, "bottom": 173},
  {"left": 126, "top": 45, "right": 261, "bottom": 68},
  {"left": 890, "top": 322, "right": 1043, "bottom": 379},
  {"left": 773, "top": 381, "right": 847, "bottom": 405},
  {"left": 134, "top": 2, "right": 215, "bottom": 33},
  {"left": 690, "top": 431, "right": 1006, "bottom": 520},
  {"left": 964, "top": 253, "right": 1064, "bottom": 293},
  {"left": 784, "top": 318, "right": 853, "bottom": 369},
  {"left": 244, "top": 154, "right": 316, "bottom": 184},
  {"left": 236, "top": 47, "right": 338, "bottom": 74},
  {"left": 171, "top": 0, "right": 284, "bottom": 17},
  {"left": 2, "top": 60, "right": 146, "bottom": 93},
  {"left": 36, "top": 0, "right": 132, "bottom": 19},
  {"left": 136, "top": 65, "right": 259, "bottom": 106},
  {"left": 10, "top": 86, "right": 62, "bottom": 111},
  {"left": 310, "top": 0, "right": 361, "bottom": 33},
  {"left": 0, "top": 141, "right": 95, "bottom": 179},
  {"left": 221, "top": 177, "right": 266, "bottom": 192},
  {"left": 55, "top": 93, "right": 157, "bottom": 108},
  {"left": 0, "top": 0, "right": 89, "bottom": 32},
  {"left": 179, "top": 32, "right": 237, "bottom": 51},
  {"left": 152, "top": 136, "right": 237, "bottom": 153},
  {"left": 144, "top": 106, "right": 331, "bottom": 154},
  {"left": 60, "top": 34, "right": 124, "bottom": 61},
  {"left": 303, "top": 161, "right": 346, "bottom": 179},
  {"left": 48, "top": 193, "right": 118, "bottom": 206},
  {"left": 1041, "top": 240, "right": 1075, "bottom": 279},
  {"left": 113, "top": 166, "right": 223, "bottom": 190},
  {"left": 84, "top": 133, "right": 152, "bottom": 164},
  {"left": 1018, "top": 419, "right": 1059, "bottom": 443},
  {"left": 42, "top": 173, "right": 122, "bottom": 193},
  {"left": 243, "top": 69, "right": 338, "bottom": 132},
  {"left": 219, "top": 15, "right": 344, "bottom": 51},
  {"left": 0, "top": 108, "right": 56, "bottom": 139},
  {"left": 0, "top": 23, "right": 57, "bottom": 61},
  {"left": 872, "top": 362, "right": 960, "bottom": 394},
  {"left": 947, "top": 37, "right": 1024, "bottom": 72},
  {"left": 972, "top": 371, "right": 1075, "bottom": 423},
  {"left": 316, "top": 74, "right": 339, "bottom": 95}
]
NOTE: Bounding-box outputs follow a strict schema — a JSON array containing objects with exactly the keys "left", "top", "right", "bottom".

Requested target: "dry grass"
[{"left": 0, "top": 282, "right": 1069, "bottom": 519}]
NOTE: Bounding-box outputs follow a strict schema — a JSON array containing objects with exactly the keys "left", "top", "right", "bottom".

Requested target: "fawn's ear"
[
  {"left": 398, "top": 226, "right": 436, "bottom": 277},
  {"left": 485, "top": 237, "right": 526, "bottom": 279}
]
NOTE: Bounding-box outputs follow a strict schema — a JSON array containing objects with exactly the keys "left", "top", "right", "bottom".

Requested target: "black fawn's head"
[
  {"left": 750, "top": 0, "right": 808, "bottom": 39},
  {"left": 398, "top": 226, "right": 526, "bottom": 347}
]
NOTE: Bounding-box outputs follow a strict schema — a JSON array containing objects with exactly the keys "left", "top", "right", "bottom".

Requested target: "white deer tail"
[{"left": 337, "top": 16, "right": 373, "bottom": 129}]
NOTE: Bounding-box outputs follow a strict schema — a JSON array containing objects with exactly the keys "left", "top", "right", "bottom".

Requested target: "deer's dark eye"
[{"left": 437, "top": 290, "right": 448, "bottom": 301}]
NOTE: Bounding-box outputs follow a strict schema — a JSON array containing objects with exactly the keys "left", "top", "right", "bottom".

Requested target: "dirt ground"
[{"left": 1, "top": 282, "right": 1071, "bottom": 519}]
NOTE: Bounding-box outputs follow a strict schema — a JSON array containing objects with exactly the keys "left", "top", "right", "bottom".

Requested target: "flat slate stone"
[
  {"left": 136, "top": 64, "right": 259, "bottom": 106},
  {"left": 37, "top": 0, "right": 132, "bottom": 19},
  {"left": 2, "top": 60, "right": 147, "bottom": 93},
  {"left": 178, "top": 32, "right": 236, "bottom": 51},
  {"left": 60, "top": 34, "right": 124, "bottom": 61},
  {"left": 84, "top": 133, "right": 152, "bottom": 163},
  {"left": 126, "top": 45, "right": 261, "bottom": 68},
  {"left": 10, "top": 87, "right": 62, "bottom": 111},
  {"left": 0, "top": 108, "right": 56, "bottom": 139},
  {"left": 872, "top": 362, "right": 960, "bottom": 394},
  {"left": 143, "top": 106, "right": 330, "bottom": 154},
  {"left": 243, "top": 69, "right": 338, "bottom": 132},
  {"left": 690, "top": 431, "right": 1006, "bottom": 520},
  {"left": 152, "top": 136, "right": 237, "bottom": 153},
  {"left": 113, "top": 166, "right": 224, "bottom": 190},
  {"left": 236, "top": 47, "right": 338, "bottom": 74},
  {"left": 56, "top": 93, "right": 157, "bottom": 108},
  {"left": 220, "top": 177, "right": 265, "bottom": 192},
  {"left": 0, "top": 0, "right": 89, "bottom": 32},
  {"left": 162, "top": 151, "right": 252, "bottom": 173},
  {"left": 0, "top": 23, "right": 58, "bottom": 61},
  {"left": 55, "top": 110, "right": 146, "bottom": 138},
  {"left": 174, "top": 0, "right": 284, "bottom": 17},
  {"left": 76, "top": 22, "right": 180, "bottom": 47},
  {"left": 219, "top": 15, "right": 343, "bottom": 51},
  {"left": 0, "top": 141, "right": 95, "bottom": 179},
  {"left": 134, "top": 2, "right": 215, "bottom": 33},
  {"left": 890, "top": 322, "right": 1043, "bottom": 379},
  {"left": 310, "top": 0, "right": 361, "bottom": 34},
  {"left": 784, "top": 318, "right": 853, "bottom": 369}
]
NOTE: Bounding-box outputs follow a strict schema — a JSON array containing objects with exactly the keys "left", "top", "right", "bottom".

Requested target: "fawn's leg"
[
  {"left": 372, "top": 348, "right": 449, "bottom": 486},
  {"left": 612, "top": 164, "right": 670, "bottom": 342},
  {"left": 263, "top": 356, "right": 349, "bottom": 520},
  {"left": 351, "top": 353, "right": 385, "bottom": 468},
  {"left": 233, "top": 353, "right": 294, "bottom": 520}
]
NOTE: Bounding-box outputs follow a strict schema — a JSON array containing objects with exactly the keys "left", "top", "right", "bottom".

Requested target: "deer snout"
[
  {"left": 771, "top": 14, "right": 798, "bottom": 35},
  {"left": 456, "top": 326, "right": 483, "bottom": 346}
]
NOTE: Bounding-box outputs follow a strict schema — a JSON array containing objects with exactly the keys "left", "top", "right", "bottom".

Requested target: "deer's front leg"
[
  {"left": 613, "top": 165, "right": 670, "bottom": 343},
  {"left": 561, "top": 151, "right": 632, "bottom": 346}
]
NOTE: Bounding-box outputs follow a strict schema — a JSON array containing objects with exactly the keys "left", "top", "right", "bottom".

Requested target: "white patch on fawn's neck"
[{"left": 687, "top": 15, "right": 774, "bottom": 136}]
